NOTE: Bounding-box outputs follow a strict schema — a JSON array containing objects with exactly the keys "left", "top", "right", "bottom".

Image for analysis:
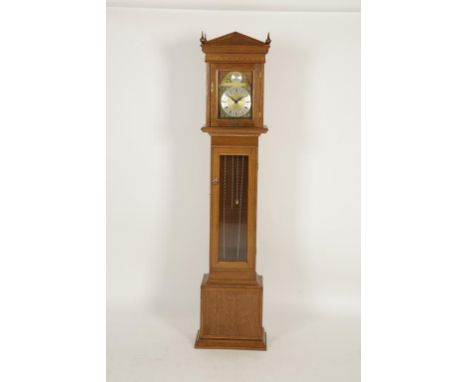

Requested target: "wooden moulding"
[
  {"left": 206, "top": 271, "right": 260, "bottom": 286},
  {"left": 195, "top": 329, "right": 267, "bottom": 351},
  {"left": 201, "top": 126, "right": 268, "bottom": 137},
  {"left": 204, "top": 53, "right": 266, "bottom": 64}
]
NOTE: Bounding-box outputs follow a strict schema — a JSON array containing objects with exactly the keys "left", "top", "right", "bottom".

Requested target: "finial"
[
  {"left": 200, "top": 31, "right": 207, "bottom": 44},
  {"left": 265, "top": 32, "right": 271, "bottom": 45}
]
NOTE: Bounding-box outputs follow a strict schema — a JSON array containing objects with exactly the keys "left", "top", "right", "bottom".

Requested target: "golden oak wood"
[
  {"left": 195, "top": 32, "right": 270, "bottom": 351},
  {"left": 201, "top": 126, "right": 268, "bottom": 137}
]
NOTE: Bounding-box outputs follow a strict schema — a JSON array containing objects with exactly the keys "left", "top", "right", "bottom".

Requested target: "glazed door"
[
  {"left": 209, "top": 63, "right": 264, "bottom": 127},
  {"left": 210, "top": 147, "right": 257, "bottom": 271}
]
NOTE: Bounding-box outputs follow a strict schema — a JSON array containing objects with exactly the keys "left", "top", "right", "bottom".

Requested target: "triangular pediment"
[
  {"left": 205, "top": 32, "right": 266, "bottom": 46},
  {"left": 200, "top": 31, "right": 270, "bottom": 61}
]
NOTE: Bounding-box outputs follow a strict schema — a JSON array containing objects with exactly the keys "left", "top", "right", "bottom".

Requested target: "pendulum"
[
  {"left": 221, "top": 155, "right": 227, "bottom": 261},
  {"left": 235, "top": 156, "right": 240, "bottom": 206},
  {"left": 236, "top": 156, "right": 244, "bottom": 260}
]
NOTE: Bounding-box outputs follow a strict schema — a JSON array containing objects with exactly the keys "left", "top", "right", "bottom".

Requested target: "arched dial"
[
  {"left": 220, "top": 87, "right": 252, "bottom": 118},
  {"left": 218, "top": 71, "right": 252, "bottom": 119}
]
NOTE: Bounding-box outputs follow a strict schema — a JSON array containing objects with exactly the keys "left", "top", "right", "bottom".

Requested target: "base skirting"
[{"left": 194, "top": 329, "right": 267, "bottom": 350}]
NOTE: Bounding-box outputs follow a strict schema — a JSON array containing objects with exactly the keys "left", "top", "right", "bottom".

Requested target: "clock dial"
[
  {"left": 218, "top": 71, "right": 252, "bottom": 119},
  {"left": 220, "top": 87, "right": 252, "bottom": 118}
]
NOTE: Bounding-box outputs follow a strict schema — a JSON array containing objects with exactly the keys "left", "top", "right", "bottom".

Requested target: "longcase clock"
[{"left": 195, "top": 31, "right": 271, "bottom": 351}]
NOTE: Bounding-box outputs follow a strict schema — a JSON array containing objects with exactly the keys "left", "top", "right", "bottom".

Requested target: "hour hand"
[{"left": 227, "top": 94, "right": 237, "bottom": 103}]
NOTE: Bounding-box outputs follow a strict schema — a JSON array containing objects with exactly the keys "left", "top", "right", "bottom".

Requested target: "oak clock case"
[{"left": 195, "top": 32, "right": 271, "bottom": 351}]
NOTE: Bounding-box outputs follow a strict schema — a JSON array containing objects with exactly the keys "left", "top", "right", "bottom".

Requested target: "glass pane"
[
  {"left": 218, "top": 155, "right": 249, "bottom": 262},
  {"left": 218, "top": 71, "right": 252, "bottom": 119}
]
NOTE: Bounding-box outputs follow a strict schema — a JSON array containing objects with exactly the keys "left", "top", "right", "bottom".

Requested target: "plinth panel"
[{"left": 195, "top": 274, "right": 266, "bottom": 350}]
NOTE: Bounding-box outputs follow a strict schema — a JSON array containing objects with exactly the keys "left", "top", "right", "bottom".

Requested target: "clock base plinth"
[
  {"left": 194, "top": 329, "right": 267, "bottom": 351},
  {"left": 195, "top": 273, "right": 266, "bottom": 350}
]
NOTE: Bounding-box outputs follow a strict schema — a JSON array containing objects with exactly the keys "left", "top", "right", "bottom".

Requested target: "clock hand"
[{"left": 227, "top": 95, "right": 237, "bottom": 103}]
